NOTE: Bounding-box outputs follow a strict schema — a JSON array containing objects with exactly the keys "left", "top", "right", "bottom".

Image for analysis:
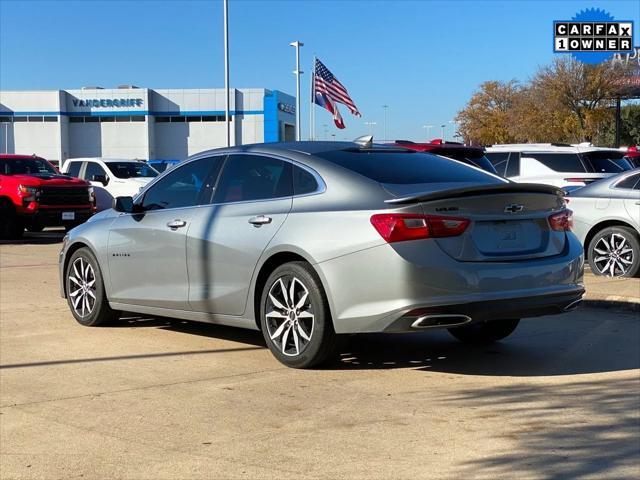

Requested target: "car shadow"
[
  {"left": 0, "top": 229, "right": 66, "bottom": 245},
  {"left": 111, "top": 308, "right": 639, "bottom": 377}
]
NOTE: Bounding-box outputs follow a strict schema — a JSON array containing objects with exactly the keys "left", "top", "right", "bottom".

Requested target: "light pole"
[
  {"left": 422, "top": 124, "right": 434, "bottom": 140},
  {"left": 449, "top": 120, "right": 458, "bottom": 141},
  {"left": 290, "top": 41, "right": 304, "bottom": 141},
  {"left": 382, "top": 105, "right": 388, "bottom": 142},
  {"left": 365, "top": 121, "right": 377, "bottom": 136},
  {"left": 323, "top": 124, "right": 328, "bottom": 140},
  {"left": 441, "top": 124, "right": 446, "bottom": 140},
  {"left": 223, "top": 0, "right": 230, "bottom": 147}
]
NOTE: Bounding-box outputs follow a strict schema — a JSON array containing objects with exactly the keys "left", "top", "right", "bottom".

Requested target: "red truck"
[{"left": 0, "top": 154, "right": 95, "bottom": 239}]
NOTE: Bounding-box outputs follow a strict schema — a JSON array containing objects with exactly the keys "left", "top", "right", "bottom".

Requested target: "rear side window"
[
  {"left": 486, "top": 152, "right": 509, "bottom": 176},
  {"left": 65, "top": 161, "right": 82, "bottom": 177},
  {"left": 614, "top": 173, "right": 640, "bottom": 190},
  {"left": 582, "top": 151, "right": 633, "bottom": 173},
  {"left": 83, "top": 162, "right": 107, "bottom": 181},
  {"left": 526, "top": 153, "right": 586, "bottom": 172},
  {"left": 317, "top": 150, "right": 501, "bottom": 185},
  {"left": 293, "top": 166, "right": 319, "bottom": 195},
  {"left": 214, "top": 155, "right": 293, "bottom": 203},
  {"left": 506, "top": 153, "right": 520, "bottom": 177}
]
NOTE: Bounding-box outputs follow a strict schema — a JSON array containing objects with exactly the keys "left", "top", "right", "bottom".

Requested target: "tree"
[{"left": 456, "top": 80, "right": 520, "bottom": 145}]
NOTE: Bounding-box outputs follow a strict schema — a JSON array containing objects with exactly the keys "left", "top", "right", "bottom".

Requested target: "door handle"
[
  {"left": 248, "top": 215, "right": 272, "bottom": 227},
  {"left": 166, "top": 219, "right": 187, "bottom": 229}
]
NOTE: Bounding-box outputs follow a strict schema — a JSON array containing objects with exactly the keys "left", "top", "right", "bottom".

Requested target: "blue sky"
[{"left": 0, "top": 0, "right": 638, "bottom": 141}]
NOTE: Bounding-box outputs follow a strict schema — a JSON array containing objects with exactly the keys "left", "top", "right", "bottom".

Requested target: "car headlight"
[{"left": 18, "top": 185, "right": 40, "bottom": 202}]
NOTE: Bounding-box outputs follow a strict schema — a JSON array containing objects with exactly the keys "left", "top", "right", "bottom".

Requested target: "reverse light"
[
  {"left": 370, "top": 213, "right": 470, "bottom": 243},
  {"left": 548, "top": 209, "right": 573, "bottom": 232}
]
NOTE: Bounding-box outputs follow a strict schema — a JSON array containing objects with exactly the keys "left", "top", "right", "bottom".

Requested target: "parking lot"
[{"left": 1, "top": 232, "right": 639, "bottom": 479}]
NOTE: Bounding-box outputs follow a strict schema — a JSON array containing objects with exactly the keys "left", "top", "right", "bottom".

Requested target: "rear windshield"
[
  {"left": 0, "top": 158, "right": 57, "bottom": 176},
  {"left": 106, "top": 162, "right": 159, "bottom": 179},
  {"left": 316, "top": 150, "right": 502, "bottom": 185},
  {"left": 581, "top": 151, "right": 633, "bottom": 173}
]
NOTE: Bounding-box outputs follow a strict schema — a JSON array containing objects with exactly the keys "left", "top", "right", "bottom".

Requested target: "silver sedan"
[
  {"left": 59, "top": 141, "right": 584, "bottom": 368},
  {"left": 567, "top": 168, "right": 640, "bottom": 277}
]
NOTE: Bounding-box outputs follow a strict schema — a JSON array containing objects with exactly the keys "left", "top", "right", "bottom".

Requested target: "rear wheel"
[
  {"left": 260, "top": 261, "right": 337, "bottom": 368},
  {"left": 448, "top": 318, "right": 520, "bottom": 344},
  {"left": 65, "top": 247, "right": 119, "bottom": 326},
  {"left": 588, "top": 226, "right": 640, "bottom": 277},
  {"left": 0, "top": 199, "right": 24, "bottom": 239}
]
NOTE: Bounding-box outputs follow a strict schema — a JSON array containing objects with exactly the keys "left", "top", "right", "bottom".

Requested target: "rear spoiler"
[{"left": 385, "top": 183, "right": 564, "bottom": 205}]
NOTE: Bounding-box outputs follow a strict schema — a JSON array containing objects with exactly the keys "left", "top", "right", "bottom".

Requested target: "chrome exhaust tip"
[
  {"left": 563, "top": 298, "right": 582, "bottom": 311},
  {"left": 411, "top": 314, "right": 472, "bottom": 329}
]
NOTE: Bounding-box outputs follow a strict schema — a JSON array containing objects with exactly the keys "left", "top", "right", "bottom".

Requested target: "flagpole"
[{"left": 310, "top": 55, "right": 316, "bottom": 141}]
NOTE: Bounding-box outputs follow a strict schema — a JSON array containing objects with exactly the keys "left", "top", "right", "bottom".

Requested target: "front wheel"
[
  {"left": 588, "top": 226, "right": 640, "bottom": 277},
  {"left": 0, "top": 200, "right": 24, "bottom": 239},
  {"left": 448, "top": 318, "right": 520, "bottom": 344},
  {"left": 65, "top": 247, "right": 119, "bottom": 326},
  {"left": 260, "top": 261, "right": 337, "bottom": 368}
]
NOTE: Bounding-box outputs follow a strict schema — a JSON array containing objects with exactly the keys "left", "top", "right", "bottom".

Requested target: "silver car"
[
  {"left": 59, "top": 142, "right": 584, "bottom": 368},
  {"left": 567, "top": 168, "right": 640, "bottom": 277}
]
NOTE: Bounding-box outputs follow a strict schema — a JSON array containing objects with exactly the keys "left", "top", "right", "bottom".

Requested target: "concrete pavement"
[{"left": 1, "top": 234, "right": 639, "bottom": 479}]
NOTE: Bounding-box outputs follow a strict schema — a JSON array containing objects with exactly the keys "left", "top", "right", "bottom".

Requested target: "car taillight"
[
  {"left": 88, "top": 186, "right": 96, "bottom": 206},
  {"left": 548, "top": 209, "right": 573, "bottom": 231},
  {"left": 370, "top": 213, "right": 470, "bottom": 243}
]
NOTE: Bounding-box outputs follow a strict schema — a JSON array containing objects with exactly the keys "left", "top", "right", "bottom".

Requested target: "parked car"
[
  {"left": 0, "top": 154, "right": 95, "bottom": 239},
  {"left": 566, "top": 168, "right": 640, "bottom": 277},
  {"left": 394, "top": 139, "right": 498, "bottom": 174},
  {"left": 147, "top": 159, "right": 181, "bottom": 173},
  {"left": 59, "top": 141, "right": 584, "bottom": 368},
  {"left": 61, "top": 158, "right": 159, "bottom": 211},
  {"left": 624, "top": 145, "right": 640, "bottom": 168},
  {"left": 486, "top": 143, "right": 633, "bottom": 188}
]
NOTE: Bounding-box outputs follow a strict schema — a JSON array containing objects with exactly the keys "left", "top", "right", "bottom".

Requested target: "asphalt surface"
[{"left": 1, "top": 231, "right": 639, "bottom": 479}]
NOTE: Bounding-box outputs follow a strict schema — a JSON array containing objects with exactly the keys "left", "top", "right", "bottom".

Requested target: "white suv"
[
  {"left": 486, "top": 144, "right": 634, "bottom": 188},
  {"left": 61, "top": 158, "right": 159, "bottom": 211}
]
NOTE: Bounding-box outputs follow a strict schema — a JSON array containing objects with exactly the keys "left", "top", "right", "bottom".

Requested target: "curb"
[{"left": 582, "top": 298, "right": 640, "bottom": 313}]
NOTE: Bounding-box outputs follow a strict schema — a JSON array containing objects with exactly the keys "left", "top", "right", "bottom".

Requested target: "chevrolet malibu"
[{"left": 59, "top": 141, "right": 585, "bottom": 368}]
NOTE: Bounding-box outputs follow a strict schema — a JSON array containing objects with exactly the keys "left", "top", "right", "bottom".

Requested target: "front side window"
[
  {"left": 214, "top": 155, "right": 293, "bottom": 203},
  {"left": 0, "top": 157, "right": 57, "bottom": 176},
  {"left": 141, "top": 157, "right": 223, "bottom": 211},
  {"left": 106, "top": 162, "right": 159, "bottom": 179},
  {"left": 65, "top": 161, "right": 82, "bottom": 177},
  {"left": 526, "top": 153, "right": 586, "bottom": 173},
  {"left": 83, "top": 162, "right": 107, "bottom": 181}
]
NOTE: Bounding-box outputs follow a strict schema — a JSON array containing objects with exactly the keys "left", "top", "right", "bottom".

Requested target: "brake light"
[
  {"left": 370, "top": 214, "right": 470, "bottom": 243},
  {"left": 548, "top": 209, "right": 573, "bottom": 231}
]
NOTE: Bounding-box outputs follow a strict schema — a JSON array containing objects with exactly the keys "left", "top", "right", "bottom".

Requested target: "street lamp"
[
  {"left": 441, "top": 124, "right": 446, "bottom": 140},
  {"left": 365, "top": 121, "right": 377, "bottom": 135},
  {"left": 323, "top": 123, "right": 328, "bottom": 140},
  {"left": 382, "top": 105, "right": 388, "bottom": 142},
  {"left": 422, "top": 124, "right": 434, "bottom": 140},
  {"left": 449, "top": 120, "right": 458, "bottom": 141},
  {"left": 223, "top": 0, "right": 230, "bottom": 147},
  {"left": 289, "top": 41, "right": 304, "bottom": 141}
]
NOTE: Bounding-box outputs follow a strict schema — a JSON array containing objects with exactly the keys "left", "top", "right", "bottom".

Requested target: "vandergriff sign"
[{"left": 71, "top": 98, "right": 144, "bottom": 108}]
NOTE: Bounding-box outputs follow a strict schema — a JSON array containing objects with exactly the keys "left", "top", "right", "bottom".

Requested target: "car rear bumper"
[{"left": 315, "top": 234, "right": 584, "bottom": 334}]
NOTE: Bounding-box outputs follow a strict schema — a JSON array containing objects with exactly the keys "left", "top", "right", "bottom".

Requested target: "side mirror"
[
  {"left": 92, "top": 174, "right": 108, "bottom": 186},
  {"left": 113, "top": 196, "right": 135, "bottom": 213}
]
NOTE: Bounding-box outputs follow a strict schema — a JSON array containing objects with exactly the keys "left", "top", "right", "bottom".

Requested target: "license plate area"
[
  {"left": 62, "top": 212, "right": 75, "bottom": 221},
  {"left": 474, "top": 220, "right": 542, "bottom": 254}
]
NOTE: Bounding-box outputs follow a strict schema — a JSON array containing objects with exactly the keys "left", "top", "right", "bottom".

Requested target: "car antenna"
[{"left": 353, "top": 135, "right": 373, "bottom": 148}]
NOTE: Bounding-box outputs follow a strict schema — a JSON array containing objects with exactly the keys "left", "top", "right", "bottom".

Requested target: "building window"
[
  {"left": 100, "top": 116, "right": 115, "bottom": 122},
  {"left": 115, "top": 116, "right": 131, "bottom": 122},
  {"left": 170, "top": 116, "right": 185, "bottom": 122},
  {"left": 69, "top": 117, "right": 84, "bottom": 123},
  {"left": 28, "top": 116, "right": 44, "bottom": 122},
  {"left": 187, "top": 116, "right": 201, "bottom": 122},
  {"left": 155, "top": 116, "right": 170, "bottom": 122},
  {"left": 131, "top": 115, "right": 145, "bottom": 122},
  {"left": 0, "top": 116, "right": 12, "bottom": 123},
  {"left": 13, "top": 116, "right": 28, "bottom": 122},
  {"left": 44, "top": 116, "right": 58, "bottom": 122},
  {"left": 84, "top": 117, "right": 99, "bottom": 123},
  {"left": 202, "top": 115, "right": 225, "bottom": 122}
]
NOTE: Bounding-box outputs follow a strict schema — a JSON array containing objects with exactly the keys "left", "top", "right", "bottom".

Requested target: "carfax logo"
[{"left": 554, "top": 8, "right": 634, "bottom": 64}]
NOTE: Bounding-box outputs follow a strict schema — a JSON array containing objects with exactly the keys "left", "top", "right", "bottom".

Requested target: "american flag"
[{"left": 313, "top": 58, "right": 361, "bottom": 129}]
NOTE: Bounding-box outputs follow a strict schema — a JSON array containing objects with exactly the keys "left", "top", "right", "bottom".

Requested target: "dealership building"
[{"left": 0, "top": 86, "right": 296, "bottom": 162}]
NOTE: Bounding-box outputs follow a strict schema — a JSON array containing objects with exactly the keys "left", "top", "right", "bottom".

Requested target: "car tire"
[
  {"left": 65, "top": 247, "right": 119, "bottom": 326},
  {"left": 260, "top": 261, "right": 337, "bottom": 368},
  {"left": 0, "top": 199, "right": 24, "bottom": 240},
  {"left": 588, "top": 226, "right": 640, "bottom": 277},
  {"left": 448, "top": 318, "right": 520, "bottom": 344}
]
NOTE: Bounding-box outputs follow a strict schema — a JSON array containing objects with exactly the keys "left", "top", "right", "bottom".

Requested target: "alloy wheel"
[
  {"left": 68, "top": 257, "right": 97, "bottom": 317},
  {"left": 592, "top": 233, "right": 634, "bottom": 277},
  {"left": 265, "top": 276, "right": 314, "bottom": 357}
]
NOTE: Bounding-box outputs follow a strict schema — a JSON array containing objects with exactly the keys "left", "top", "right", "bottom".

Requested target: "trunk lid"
[{"left": 384, "top": 183, "right": 567, "bottom": 261}]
